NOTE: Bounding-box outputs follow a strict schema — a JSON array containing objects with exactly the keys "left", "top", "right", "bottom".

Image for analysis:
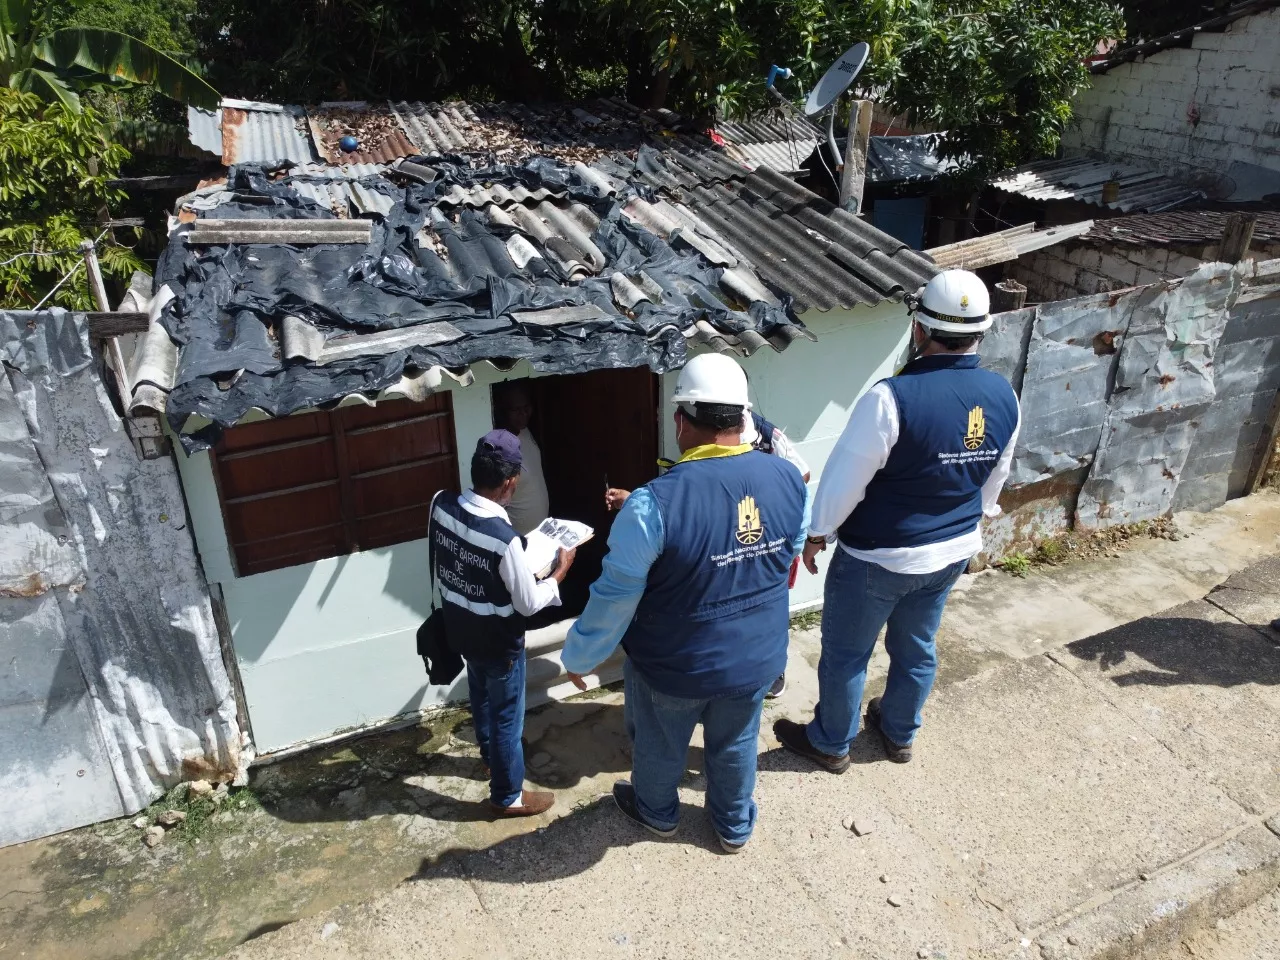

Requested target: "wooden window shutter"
[{"left": 210, "top": 394, "right": 459, "bottom": 576}]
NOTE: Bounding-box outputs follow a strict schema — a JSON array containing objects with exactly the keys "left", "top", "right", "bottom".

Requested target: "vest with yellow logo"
[
  {"left": 838, "top": 353, "right": 1018, "bottom": 550},
  {"left": 623, "top": 449, "right": 806, "bottom": 699}
]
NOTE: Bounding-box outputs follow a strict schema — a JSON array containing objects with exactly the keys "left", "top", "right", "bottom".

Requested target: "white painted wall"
[
  {"left": 176, "top": 301, "right": 911, "bottom": 752},
  {"left": 1063, "top": 9, "right": 1280, "bottom": 182}
]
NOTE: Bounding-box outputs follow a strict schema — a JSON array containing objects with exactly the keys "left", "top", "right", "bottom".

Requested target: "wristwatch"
[{"left": 806, "top": 535, "right": 828, "bottom": 545}]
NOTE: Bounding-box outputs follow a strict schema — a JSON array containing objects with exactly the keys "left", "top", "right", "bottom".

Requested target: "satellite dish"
[{"left": 804, "top": 42, "right": 870, "bottom": 116}]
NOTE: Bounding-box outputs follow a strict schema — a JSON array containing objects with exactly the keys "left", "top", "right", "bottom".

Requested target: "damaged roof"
[
  {"left": 154, "top": 117, "right": 933, "bottom": 446},
  {"left": 1090, "top": 0, "right": 1280, "bottom": 74},
  {"left": 1081, "top": 210, "right": 1280, "bottom": 249},
  {"left": 189, "top": 96, "right": 823, "bottom": 176},
  {"left": 990, "top": 156, "right": 1204, "bottom": 214}
]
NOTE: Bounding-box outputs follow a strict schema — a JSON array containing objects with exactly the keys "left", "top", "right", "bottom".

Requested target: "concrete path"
[
  {"left": 227, "top": 510, "right": 1280, "bottom": 960},
  {"left": 1153, "top": 884, "right": 1280, "bottom": 959},
  {"left": 4, "top": 492, "right": 1279, "bottom": 960}
]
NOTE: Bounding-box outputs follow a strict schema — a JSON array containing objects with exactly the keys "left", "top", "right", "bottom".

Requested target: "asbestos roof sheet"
[
  {"left": 1082, "top": 210, "right": 1280, "bottom": 248},
  {"left": 990, "top": 156, "right": 1204, "bottom": 213},
  {"left": 218, "top": 99, "right": 317, "bottom": 166},
  {"left": 926, "top": 220, "right": 1095, "bottom": 271},
  {"left": 680, "top": 165, "right": 939, "bottom": 312}
]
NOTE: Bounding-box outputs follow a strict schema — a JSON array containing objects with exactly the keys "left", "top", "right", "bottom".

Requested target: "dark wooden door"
[{"left": 528, "top": 367, "right": 659, "bottom": 615}]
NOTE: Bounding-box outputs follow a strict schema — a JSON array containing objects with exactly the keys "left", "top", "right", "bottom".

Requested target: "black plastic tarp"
[{"left": 156, "top": 159, "right": 801, "bottom": 450}]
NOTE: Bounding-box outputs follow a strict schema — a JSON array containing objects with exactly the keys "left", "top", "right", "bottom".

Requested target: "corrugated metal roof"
[
  {"left": 714, "top": 112, "right": 822, "bottom": 174},
  {"left": 926, "top": 220, "right": 1095, "bottom": 270},
  {"left": 990, "top": 156, "right": 1204, "bottom": 213},
  {"left": 1082, "top": 210, "right": 1280, "bottom": 248},
  {"left": 681, "top": 165, "right": 939, "bottom": 312},
  {"left": 187, "top": 106, "right": 222, "bottom": 156},
  {"left": 220, "top": 99, "right": 317, "bottom": 165}
]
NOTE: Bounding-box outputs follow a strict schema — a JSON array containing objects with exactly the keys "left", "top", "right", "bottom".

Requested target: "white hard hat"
[
  {"left": 671, "top": 353, "right": 751, "bottom": 409},
  {"left": 913, "top": 269, "right": 993, "bottom": 333}
]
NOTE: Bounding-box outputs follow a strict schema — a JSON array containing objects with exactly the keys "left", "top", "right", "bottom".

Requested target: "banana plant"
[{"left": 0, "top": 0, "right": 218, "bottom": 112}]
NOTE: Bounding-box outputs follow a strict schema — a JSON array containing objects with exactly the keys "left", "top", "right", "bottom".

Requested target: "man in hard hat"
[
  {"left": 561, "top": 354, "right": 808, "bottom": 852},
  {"left": 604, "top": 403, "right": 810, "bottom": 700},
  {"left": 775, "top": 269, "right": 1020, "bottom": 770},
  {"left": 430, "top": 429, "right": 576, "bottom": 817}
]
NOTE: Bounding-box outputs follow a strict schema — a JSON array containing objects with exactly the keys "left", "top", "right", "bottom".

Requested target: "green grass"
[
  {"left": 790, "top": 610, "right": 822, "bottom": 632},
  {"left": 998, "top": 553, "right": 1032, "bottom": 578},
  {"left": 143, "top": 783, "right": 262, "bottom": 844}
]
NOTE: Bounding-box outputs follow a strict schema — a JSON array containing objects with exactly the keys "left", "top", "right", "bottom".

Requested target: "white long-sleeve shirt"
[
  {"left": 457, "top": 489, "right": 561, "bottom": 616},
  {"left": 808, "top": 381, "right": 1021, "bottom": 574}
]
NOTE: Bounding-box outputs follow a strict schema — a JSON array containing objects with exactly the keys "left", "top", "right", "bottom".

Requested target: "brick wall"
[
  {"left": 1008, "top": 243, "right": 1218, "bottom": 303},
  {"left": 1062, "top": 8, "right": 1280, "bottom": 183}
]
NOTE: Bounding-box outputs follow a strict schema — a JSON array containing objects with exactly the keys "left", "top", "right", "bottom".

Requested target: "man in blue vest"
[
  {"left": 775, "top": 269, "right": 1021, "bottom": 770},
  {"left": 561, "top": 354, "right": 808, "bottom": 852},
  {"left": 430, "top": 429, "right": 576, "bottom": 817},
  {"left": 604, "top": 407, "right": 810, "bottom": 700}
]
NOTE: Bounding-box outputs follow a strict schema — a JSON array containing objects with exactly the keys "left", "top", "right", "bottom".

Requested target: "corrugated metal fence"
[
  {"left": 981, "top": 259, "right": 1280, "bottom": 558},
  {"left": 0, "top": 310, "right": 246, "bottom": 848}
]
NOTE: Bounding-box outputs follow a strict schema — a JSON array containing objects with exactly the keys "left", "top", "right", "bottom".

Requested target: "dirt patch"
[{"left": 995, "top": 515, "right": 1182, "bottom": 577}]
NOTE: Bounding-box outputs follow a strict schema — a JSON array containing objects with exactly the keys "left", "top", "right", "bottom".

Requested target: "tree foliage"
[
  {"left": 1, "top": 0, "right": 217, "bottom": 111},
  {"left": 0, "top": 88, "right": 141, "bottom": 309},
  {"left": 193, "top": 0, "right": 1122, "bottom": 175}
]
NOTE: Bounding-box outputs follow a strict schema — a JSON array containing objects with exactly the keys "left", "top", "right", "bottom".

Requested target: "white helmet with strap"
[
  {"left": 671, "top": 353, "right": 752, "bottom": 410},
  {"left": 912, "top": 269, "right": 993, "bottom": 334}
]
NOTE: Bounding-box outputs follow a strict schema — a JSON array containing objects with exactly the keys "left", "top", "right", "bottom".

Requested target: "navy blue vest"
[
  {"left": 839, "top": 354, "right": 1018, "bottom": 550},
  {"left": 623, "top": 449, "right": 806, "bottom": 699},
  {"left": 750, "top": 412, "right": 777, "bottom": 454},
  {"left": 430, "top": 494, "right": 526, "bottom": 661}
]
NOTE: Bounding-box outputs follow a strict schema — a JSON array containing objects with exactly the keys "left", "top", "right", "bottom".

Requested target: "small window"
[{"left": 211, "top": 394, "right": 459, "bottom": 576}]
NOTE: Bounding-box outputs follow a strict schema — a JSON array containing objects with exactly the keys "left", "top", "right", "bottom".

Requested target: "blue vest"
[
  {"left": 430, "top": 494, "right": 526, "bottom": 661},
  {"left": 623, "top": 449, "right": 807, "bottom": 699},
  {"left": 839, "top": 354, "right": 1018, "bottom": 550},
  {"left": 750, "top": 412, "right": 777, "bottom": 454}
]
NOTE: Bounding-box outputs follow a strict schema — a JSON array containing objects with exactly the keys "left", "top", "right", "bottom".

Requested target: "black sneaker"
[
  {"left": 717, "top": 834, "right": 747, "bottom": 854},
  {"left": 765, "top": 674, "right": 787, "bottom": 700},
  {"left": 612, "top": 780, "right": 677, "bottom": 838},
  {"left": 864, "top": 697, "right": 913, "bottom": 764},
  {"left": 772, "top": 718, "right": 851, "bottom": 773}
]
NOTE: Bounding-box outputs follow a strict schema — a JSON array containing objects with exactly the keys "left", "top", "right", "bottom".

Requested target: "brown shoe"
[
  {"left": 488, "top": 790, "right": 555, "bottom": 817},
  {"left": 773, "top": 718, "right": 851, "bottom": 773},
  {"left": 864, "top": 697, "right": 913, "bottom": 764}
]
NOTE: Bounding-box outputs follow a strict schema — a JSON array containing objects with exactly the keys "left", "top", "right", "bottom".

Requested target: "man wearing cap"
[
  {"left": 430, "top": 429, "right": 575, "bottom": 817},
  {"left": 561, "top": 354, "right": 808, "bottom": 853},
  {"left": 775, "top": 269, "right": 1020, "bottom": 771}
]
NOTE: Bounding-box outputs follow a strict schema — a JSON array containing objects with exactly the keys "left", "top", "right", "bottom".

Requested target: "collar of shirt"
[
  {"left": 461, "top": 488, "right": 512, "bottom": 523},
  {"left": 676, "top": 442, "right": 752, "bottom": 464}
]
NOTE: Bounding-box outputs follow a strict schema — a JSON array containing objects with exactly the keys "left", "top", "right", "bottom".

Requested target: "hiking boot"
[
  {"left": 612, "top": 781, "right": 677, "bottom": 838},
  {"left": 864, "top": 697, "right": 913, "bottom": 764},
  {"left": 717, "top": 834, "right": 747, "bottom": 854},
  {"left": 765, "top": 673, "right": 787, "bottom": 700},
  {"left": 489, "top": 790, "right": 555, "bottom": 817},
  {"left": 772, "top": 718, "right": 850, "bottom": 773}
]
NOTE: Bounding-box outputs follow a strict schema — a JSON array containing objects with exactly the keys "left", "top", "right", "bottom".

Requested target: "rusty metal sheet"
[
  {"left": 1076, "top": 264, "right": 1240, "bottom": 528},
  {"left": 1006, "top": 289, "right": 1135, "bottom": 487}
]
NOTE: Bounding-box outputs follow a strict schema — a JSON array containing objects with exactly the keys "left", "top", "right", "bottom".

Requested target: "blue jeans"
[
  {"left": 807, "top": 550, "right": 967, "bottom": 756},
  {"left": 466, "top": 649, "right": 526, "bottom": 807},
  {"left": 624, "top": 659, "right": 769, "bottom": 845}
]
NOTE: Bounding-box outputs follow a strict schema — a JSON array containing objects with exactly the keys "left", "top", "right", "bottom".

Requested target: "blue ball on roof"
[{"left": 338, "top": 135, "right": 359, "bottom": 153}]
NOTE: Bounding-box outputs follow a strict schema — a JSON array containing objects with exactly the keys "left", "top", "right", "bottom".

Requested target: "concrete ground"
[
  {"left": 2, "top": 491, "right": 1280, "bottom": 960},
  {"left": 1153, "top": 884, "right": 1280, "bottom": 959}
]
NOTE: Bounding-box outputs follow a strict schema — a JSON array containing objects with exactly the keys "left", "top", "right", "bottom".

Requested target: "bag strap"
[{"left": 427, "top": 489, "right": 445, "bottom": 611}]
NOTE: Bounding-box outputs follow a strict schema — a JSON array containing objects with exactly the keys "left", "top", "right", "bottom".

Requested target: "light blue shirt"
[{"left": 561, "top": 483, "right": 811, "bottom": 675}]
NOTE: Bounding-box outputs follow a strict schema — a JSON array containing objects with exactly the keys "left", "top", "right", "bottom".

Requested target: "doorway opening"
[{"left": 492, "top": 367, "right": 660, "bottom": 621}]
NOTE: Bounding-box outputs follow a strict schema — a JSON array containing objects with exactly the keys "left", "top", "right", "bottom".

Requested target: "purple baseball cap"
[{"left": 477, "top": 429, "right": 522, "bottom": 467}]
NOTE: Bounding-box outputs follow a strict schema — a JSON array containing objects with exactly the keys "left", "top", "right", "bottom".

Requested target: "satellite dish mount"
[{"left": 806, "top": 41, "right": 871, "bottom": 171}]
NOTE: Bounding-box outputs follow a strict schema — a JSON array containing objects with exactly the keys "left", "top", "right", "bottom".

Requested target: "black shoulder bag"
[{"left": 417, "top": 490, "right": 463, "bottom": 685}]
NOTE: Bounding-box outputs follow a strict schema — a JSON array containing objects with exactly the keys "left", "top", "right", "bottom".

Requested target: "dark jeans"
[
  {"left": 807, "top": 550, "right": 968, "bottom": 755},
  {"left": 466, "top": 648, "right": 527, "bottom": 807},
  {"left": 624, "top": 660, "right": 770, "bottom": 845}
]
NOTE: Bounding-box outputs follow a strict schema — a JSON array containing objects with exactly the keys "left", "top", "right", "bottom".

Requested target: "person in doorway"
[
  {"left": 563, "top": 354, "right": 808, "bottom": 852},
  {"left": 494, "top": 381, "right": 550, "bottom": 537},
  {"left": 604, "top": 407, "right": 810, "bottom": 700},
  {"left": 430, "top": 429, "right": 576, "bottom": 817},
  {"left": 775, "top": 269, "right": 1021, "bottom": 770}
]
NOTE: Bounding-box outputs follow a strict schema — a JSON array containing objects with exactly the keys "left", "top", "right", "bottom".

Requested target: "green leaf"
[
  {"left": 35, "top": 27, "right": 219, "bottom": 109},
  {"left": 0, "top": 0, "right": 32, "bottom": 45},
  {"left": 10, "top": 66, "right": 81, "bottom": 111}
]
